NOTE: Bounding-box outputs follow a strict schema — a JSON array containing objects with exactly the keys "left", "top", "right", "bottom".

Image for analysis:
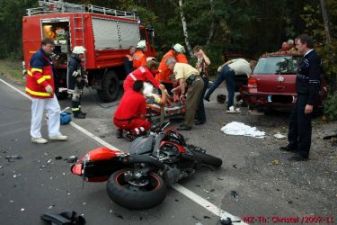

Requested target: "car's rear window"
[{"left": 253, "top": 56, "right": 299, "bottom": 74}]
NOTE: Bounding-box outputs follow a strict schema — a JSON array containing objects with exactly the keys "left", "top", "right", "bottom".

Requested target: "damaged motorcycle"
[{"left": 71, "top": 122, "right": 222, "bottom": 209}]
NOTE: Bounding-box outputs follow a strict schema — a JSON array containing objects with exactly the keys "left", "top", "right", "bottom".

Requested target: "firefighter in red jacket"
[
  {"left": 132, "top": 40, "right": 147, "bottom": 69},
  {"left": 123, "top": 57, "right": 164, "bottom": 91},
  {"left": 25, "top": 38, "right": 68, "bottom": 144},
  {"left": 113, "top": 80, "right": 165, "bottom": 139}
]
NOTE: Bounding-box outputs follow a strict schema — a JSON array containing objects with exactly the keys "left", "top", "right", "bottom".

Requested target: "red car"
[{"left": 240, "top": 52, "right": 327, "bottom": 112}]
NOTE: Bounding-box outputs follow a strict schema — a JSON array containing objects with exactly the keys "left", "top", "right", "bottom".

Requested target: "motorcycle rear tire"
[
  {"left": 191, "top": 150, "right": 223, "bottom": 168},
  {"left": 106, "top": 169, "right": 167, "bottom": 210}
]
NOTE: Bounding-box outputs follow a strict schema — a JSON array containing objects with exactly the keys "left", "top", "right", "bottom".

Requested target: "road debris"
[
  {"left": 5, "top": 155, "right": 22, "bottom": 162},
  {"left": 41, "top": 211, "right": 86, "bottom": 225},
  {"left": 220, "top": 217, "right": 233, "bottom": 225},
  {"left": 272, "top": 159, "right": 280, "bottom": 165},
  {"left": 65, "top": 155, "right": 78, "bottom": 163},
  {"left": 55, "top": 156, "right": 63, "bottom": 160},
  {"left": 114, "top": 213, "right": 124, "bottom": 219},
  {"left": 230, "top": 190, "right": 239, "bottom": 202},
  {"left": 274, "top": 132, "right": 286, "bottom": 139},
  {"left": 231, "top": 191, "right": 239, "bottom": 202}
]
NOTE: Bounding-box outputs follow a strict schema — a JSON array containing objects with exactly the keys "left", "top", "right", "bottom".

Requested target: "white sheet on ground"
[{"left": 221, "top": 121, "right": 265, "bottom": 138}]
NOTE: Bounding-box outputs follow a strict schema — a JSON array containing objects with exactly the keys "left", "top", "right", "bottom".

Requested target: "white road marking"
[
  {"left": 69, "top": 121, "right": 118, "bottom": 150},
  {"left": 0, "top": 78, "right": 248, "bottom": 225}
]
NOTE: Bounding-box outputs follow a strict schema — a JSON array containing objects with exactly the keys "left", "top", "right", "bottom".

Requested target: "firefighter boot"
[
  {"left": 78, "top": 105, "right": 87, "bottom": 117},
  {"left": 75, "top": 111, "right": 86, "bottom": 119},
  {"left": 72, "top": 101, "right": 86, "bottom": 119},
  {"left": 116, "top": 129, "right": 123, "bottom": 138}
]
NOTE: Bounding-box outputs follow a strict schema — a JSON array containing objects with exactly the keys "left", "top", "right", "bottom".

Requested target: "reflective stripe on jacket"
[{"left": 25, "top": 49, "right": 55, "bottom": 98}]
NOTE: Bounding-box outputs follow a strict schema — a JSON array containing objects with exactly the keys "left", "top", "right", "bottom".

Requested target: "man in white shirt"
[
  {"left": 167, "top": 57, "right": 204, "bottom": 130},
  {"left": 204, "top": 58, "right": 253, "bottom": 112}
]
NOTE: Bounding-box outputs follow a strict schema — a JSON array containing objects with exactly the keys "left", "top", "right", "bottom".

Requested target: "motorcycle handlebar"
[{"left": 150, "top": 121, "right": 170, "bottom": 133}]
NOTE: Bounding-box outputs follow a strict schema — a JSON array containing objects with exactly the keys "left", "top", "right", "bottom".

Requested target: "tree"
[{"left": 319, "top": 0, "right": 331, "bottom": 44}]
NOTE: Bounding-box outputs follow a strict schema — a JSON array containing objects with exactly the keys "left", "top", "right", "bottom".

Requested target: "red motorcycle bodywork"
[{"left": 71, "top": 147, "right": 124, "bottom": 182}]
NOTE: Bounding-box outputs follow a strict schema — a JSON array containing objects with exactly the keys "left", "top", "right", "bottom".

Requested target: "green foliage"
[
  {"left": 301, "top": 0, "right": 337, "bottom": 119},
  {"left": 324, "top": 91, "right": 337, "bottom": 120},
  {"left": 0, "top": 0, "right": 36, "bottom": 59}
]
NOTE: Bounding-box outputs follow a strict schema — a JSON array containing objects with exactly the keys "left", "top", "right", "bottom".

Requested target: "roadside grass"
[{"left": 0, "top": 59, "right": 24, "bottom": 83}]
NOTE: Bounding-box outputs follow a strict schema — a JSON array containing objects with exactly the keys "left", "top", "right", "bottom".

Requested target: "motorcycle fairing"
[{"left": 71, "top": 147, "right": 124, "bottom": 182}]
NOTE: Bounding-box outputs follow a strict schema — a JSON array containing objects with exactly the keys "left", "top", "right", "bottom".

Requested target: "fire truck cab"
[{"left": 22, "top": 0, "right": 155, "bottom": 102}]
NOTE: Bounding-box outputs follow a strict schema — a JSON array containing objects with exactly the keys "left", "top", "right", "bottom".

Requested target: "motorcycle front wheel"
[{"left": 106, "top": 169, "right": 167, "bottom": 210}]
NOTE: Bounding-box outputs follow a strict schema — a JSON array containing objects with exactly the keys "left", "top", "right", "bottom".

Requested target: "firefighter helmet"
[
  {"left": 73, "top": 46, "right": 86, "bottom": 54},
  {"left": 136, "top": 40, "right": 146, "bottom": 49},
  {"left": 173, "top": 43, "right": 185, "bottom": 53}
]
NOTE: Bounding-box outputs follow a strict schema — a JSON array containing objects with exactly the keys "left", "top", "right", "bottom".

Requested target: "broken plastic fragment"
[
  {"left": 274, "top": 133, "right": 286, "bottom": 139},
  {"left": 230, "top": 190, "right": 239, "bottom": 201},
  {"left": 220, "top": 217, "right": 233, "bottom": 225},
  {"left": 66, "top": 156, "right": 78, "bottom": 163},
  {"left": 272, "top": 160, "right": 280, "bottom": 165},
  {"left": 5, "top": 155, "right": 22, "bottom": 162}
]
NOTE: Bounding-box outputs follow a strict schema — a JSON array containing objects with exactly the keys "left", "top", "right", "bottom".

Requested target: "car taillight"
[{"left": 248, "top": 77, "right": 257, "bottom": 88}]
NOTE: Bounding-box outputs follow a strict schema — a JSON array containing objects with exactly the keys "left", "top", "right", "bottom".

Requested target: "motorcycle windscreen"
[{"left": 128, "top": 135, "right": 155, "bottom": 155}]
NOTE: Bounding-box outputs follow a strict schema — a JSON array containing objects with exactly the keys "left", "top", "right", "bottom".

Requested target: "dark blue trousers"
[
  {"left": 288, "top": 94, "right": 312, "bottom": 158},
  {"left": 204, "top": 65, "right": 235, "bottom": 109}
]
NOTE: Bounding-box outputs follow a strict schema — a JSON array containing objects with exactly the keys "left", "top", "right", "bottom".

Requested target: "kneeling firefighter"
[{"left": 67, "top": 46, "right": 87, "bottom": 119}]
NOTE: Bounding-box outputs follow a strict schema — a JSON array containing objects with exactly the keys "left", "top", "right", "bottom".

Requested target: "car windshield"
[{"left": 253, "top": 56, "right": 299, "bottom": 74}]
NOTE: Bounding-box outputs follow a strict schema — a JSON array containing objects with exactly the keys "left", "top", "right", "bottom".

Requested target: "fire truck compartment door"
[{"left": 92, "top": 17, "right": 140, "bottom": 50}]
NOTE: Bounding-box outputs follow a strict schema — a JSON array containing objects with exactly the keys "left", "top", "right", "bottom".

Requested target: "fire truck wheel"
[{"left": 98, "top": 70, "right": 120, "bottom": 102}]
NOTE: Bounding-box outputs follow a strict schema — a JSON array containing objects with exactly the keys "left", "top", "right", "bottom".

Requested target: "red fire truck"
[{"left": 22, "top": 0, "right": 155, "bottom": 102}]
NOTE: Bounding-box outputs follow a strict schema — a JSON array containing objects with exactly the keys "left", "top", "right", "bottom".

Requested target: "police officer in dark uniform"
[{"left": 280, "top": 34, "right": 322, "bottom": 161}]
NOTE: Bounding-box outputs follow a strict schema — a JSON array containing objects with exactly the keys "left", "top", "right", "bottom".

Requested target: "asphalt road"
[{"left": 0, "top": 77, "right": 336, "bottom": 225}]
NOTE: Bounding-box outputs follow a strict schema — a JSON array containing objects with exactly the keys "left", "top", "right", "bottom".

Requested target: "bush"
[{"left": 324, "top": 91, "right": 337, "bottom": 120}]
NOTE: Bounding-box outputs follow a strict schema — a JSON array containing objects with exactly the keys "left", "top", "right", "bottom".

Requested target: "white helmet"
[
  {"left": 73, "top": 46, "right": 86, "bottom": 54},
  {"left": 173, "top": 43, "right": 185, "bottom": 53},
  {"left": 136, "top": 40, "right": 146, "bottom": 49}
]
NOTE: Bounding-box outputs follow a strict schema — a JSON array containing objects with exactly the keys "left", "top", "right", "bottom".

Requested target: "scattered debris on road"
[
  {"left": 5, "top": 155, "right": 22, "bottom": 162},
  {"left": 230, "top": 190, "right": 239, "bottom": 202},
  {"left": 220, "top": 217, "right": 233, "bottom": 225},
  {"left": 65, "top": 155, "right": 77, "bottom": 163},
  {"left": 55, "top": 156, "right": 63, "bottom": 160},
  {"left": 273, "top": 132, "right": 286, "bottom": 139},
  {"left": 271, "top": 159, "right": 280, "bottom": 165}
]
